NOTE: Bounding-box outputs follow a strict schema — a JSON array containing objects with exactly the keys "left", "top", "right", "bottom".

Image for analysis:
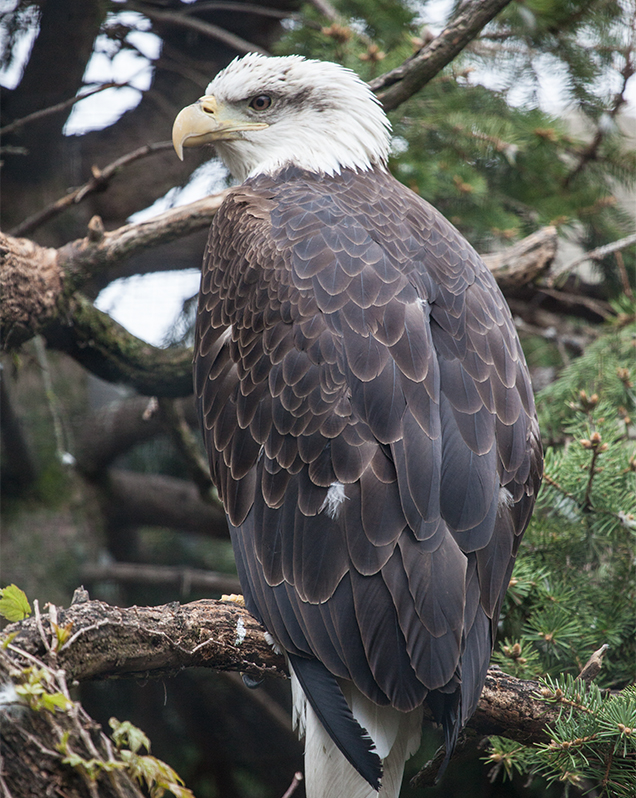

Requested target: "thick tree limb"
[
  {"left": 369, "top": 0, "right": 513, "bottom": 111},
  {"left": 7, "top": 598, "right": 286, "bottom": 683},
  {"left": 6, "top": 597, "right": 560, "bottom": 745},
  {"left": 0, "top": 232, "right": 63, "bottom": 349},
  {"left": 44, "top": 295, "right": 194, "bottom": 397},
  {"left": 482, "top": 226, "right": 557, "bottom": 290},
  {"left": 80, "top": 562, "right": 240, "bottom": 595},
  {"left": 102, "top": 469, "right": 227, "bottom": 537},
  {"left": 1, "top": 191, "right": 227, "bottom": 353}
]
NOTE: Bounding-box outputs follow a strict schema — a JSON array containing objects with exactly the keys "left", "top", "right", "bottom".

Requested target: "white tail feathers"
[{"left": 291, "top": 669, "right": 422, "bottom": 798}]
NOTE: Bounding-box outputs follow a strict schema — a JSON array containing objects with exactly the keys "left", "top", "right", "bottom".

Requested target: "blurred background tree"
[{"left": 1, "top": 0, "right": 635, "bottom": 796}]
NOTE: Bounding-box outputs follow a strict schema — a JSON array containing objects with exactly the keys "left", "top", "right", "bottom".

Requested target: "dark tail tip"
[{"left": 426, "top": 690, "right": 461, "bottom": 783}]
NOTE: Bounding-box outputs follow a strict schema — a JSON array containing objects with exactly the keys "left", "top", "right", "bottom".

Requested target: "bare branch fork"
[{"left": 5, "top": 596, "right": 563, "bottom": 747}]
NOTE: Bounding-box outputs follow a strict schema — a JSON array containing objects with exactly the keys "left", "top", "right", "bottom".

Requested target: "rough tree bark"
[{"left": 1, "top": 595, "right": 576, "bottom": 795}]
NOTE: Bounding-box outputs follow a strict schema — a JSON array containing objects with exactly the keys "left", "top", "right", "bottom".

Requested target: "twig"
[
  {"left": 369, "top": 0, "right": 513, "bottom": 111},
  {"left": 536, "top": 287, "right": 613, "bottom": 321},
  {"left": 32, "top": 600, "right": 53, "bottom": 657},
  {"left": 411, "top": 732, "right": 476, "bottom": 788},
  {"left": 582, "top": 437, "right": 605, "bottom": 513},
  {"left": 0, "top": 769, "right": 15, "bottom": 798},
  {"left": 577, "top": 644, "right": 610, "bottom": 685},
  {"left": 542, "top": 472, "right": 577, "bottom": 502},
  {"left": 129, "top": 1, "right": 269, "bottom": 56},
  {"left": 9, "top": 141, "right": 175, "bottom": 238},
  {"left": 181, "top": 2, "right": 302, "bottom": 21},
  {"left": 0, "top": 82, "right": 128, "bottom": 137},
  {"left": 615, "top": 251, "right": 634, "bottom": 300},
  {"left": 158, "top": 397, "right": 212, "bottom": 498},
  {"left": 33, "top": 336, "right": 75, "bottom": 467},
  {"left": 562, "top": 27, "right": 635, "bottom": 189},
  {"left": 548, "top": 232, "right": 636, "bottom": 285},
  {"left": 280, "top": 772, "right": 304, "bottom": 798},
  {"left": 225, "top": 671, "right": 293, "bottom": 731}
]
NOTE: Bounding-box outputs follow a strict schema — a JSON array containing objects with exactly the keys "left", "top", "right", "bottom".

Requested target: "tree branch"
[
  {"left": 562, "top": 30, "right": 635, "bottom": 189},
  {"left": 1, "top": 192, "right": 228, "bottom": 376},
  {"left": 9, "top": 141, "right": 176, "bottom": 239},
  {"left": 181, "top": 1, "right": 304, "bottom": 22},
  {"left": 157, "top": 398, "right": 213, "bottom": 498},
  {"left": 57, "top": 193, "right": 230, "bottom": 291},
  {"left": 0, "top": 81, "right": 129, "bottom": 139},
  {"left": 44, "top": 295, "right": 194, "bottom": 397},
  {"left": 482, "top": 226, "right": 557, "bottom": 289},
  {"left": 369, "top": 0, "right": 513, "bottom": 111},
  {"left": 102, "top": 469, "right": 227, "bottom": 537},
  {"left": 7, "top": 597, "right": 286, "bottom": 683},
  {"left": 6, "top": 597, "right": 561, "bottom": 745},
  {"left": 74, "top": 396, "right": 188, "bottom": 477},
  {"left": 129, "top": 1, "right": 270, "bottom": 56},
  {"left": 547, "top": 231, "right": 636, "bottom": 286}
]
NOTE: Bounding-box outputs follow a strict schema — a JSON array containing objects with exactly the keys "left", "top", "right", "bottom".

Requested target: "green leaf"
[
  {"left": 0, "top": 584, "right": 32, "bottom": 621},
  {"left": 109, "top": 718, "right": 151, "bottom": 754},
  {"left": 40, "top": 692, "right": 73, "bottom": 712}
]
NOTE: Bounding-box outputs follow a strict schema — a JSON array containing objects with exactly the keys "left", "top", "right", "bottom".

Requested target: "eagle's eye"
[{"left": 249, "top": 94, "right": 272, "bottom": 111}]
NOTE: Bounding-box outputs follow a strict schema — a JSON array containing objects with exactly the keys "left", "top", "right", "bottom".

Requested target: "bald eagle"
[{"left": 172, "top": 54, "right": 542, "bottom": 797}]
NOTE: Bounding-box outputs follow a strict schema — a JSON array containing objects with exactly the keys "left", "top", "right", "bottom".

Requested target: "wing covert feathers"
[{"left": 196, "top": 164, "right": 542, "bottom": 788}]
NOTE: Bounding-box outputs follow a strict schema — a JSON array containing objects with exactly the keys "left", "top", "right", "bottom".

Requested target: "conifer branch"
[{"left": 562, "top": 28, "right": 635, "bottom": 189}]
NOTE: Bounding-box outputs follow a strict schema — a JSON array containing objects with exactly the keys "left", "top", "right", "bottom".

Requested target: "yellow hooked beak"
[{"left": 172, "top": 95, "right": 269, "bottom": 160}]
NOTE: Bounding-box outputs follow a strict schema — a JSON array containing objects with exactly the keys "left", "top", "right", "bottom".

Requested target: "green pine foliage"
[
  {"left": 486, "top": 679, "right": 636, "bottom": 796},
  {"left": 490, "top": 317, "right": 636, "bottom": 795}
]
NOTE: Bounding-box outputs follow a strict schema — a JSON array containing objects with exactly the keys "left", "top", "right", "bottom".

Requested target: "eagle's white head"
[{"left": 172, "top": 54, "right": 391, "bottom": 181}]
